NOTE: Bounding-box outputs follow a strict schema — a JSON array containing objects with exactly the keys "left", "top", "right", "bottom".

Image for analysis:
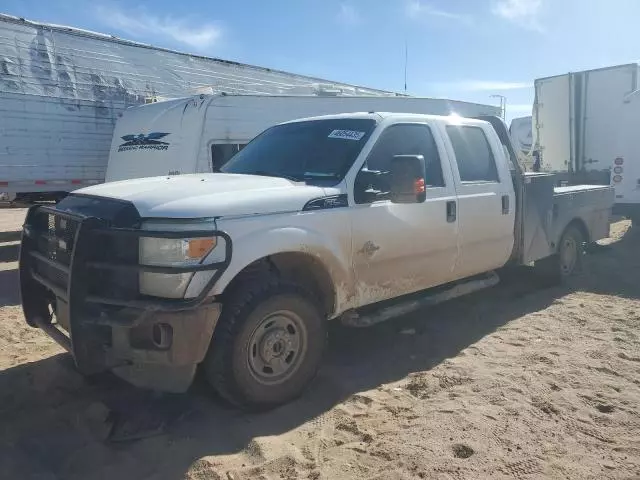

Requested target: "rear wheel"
[
  {"left": 535, "top": 225, "right": 584, "bottom": 284},
  {"left": 202, "top": 277, "right": 326, "bottom": 410}
]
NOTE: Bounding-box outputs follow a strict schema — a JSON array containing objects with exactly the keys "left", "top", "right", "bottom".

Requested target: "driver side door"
[{"left": 350, "top": 122, "right": 459, "bottom": 307}]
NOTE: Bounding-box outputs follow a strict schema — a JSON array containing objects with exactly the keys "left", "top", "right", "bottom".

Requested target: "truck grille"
[
  {"left": 25, "top": 196, "right": 142, "bottom": 298},
  {"left": 30, "top": 209, "right": 81, "bottom": 290},
  {"left": 42, "top": 212, "right": 78, "bottom": 264}
]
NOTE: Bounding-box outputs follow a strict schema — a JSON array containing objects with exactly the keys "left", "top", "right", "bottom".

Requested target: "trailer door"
[
  {"left": 581, "top": 65, "right": 638, "bottom": 178},
  {"left": 534, "top": 75, "right": 573, "bottom": 173}
]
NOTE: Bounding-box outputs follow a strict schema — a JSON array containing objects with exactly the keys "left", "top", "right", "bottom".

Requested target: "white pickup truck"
[{"left": 19, "top": 113, "right": 614, "bottom": 410}]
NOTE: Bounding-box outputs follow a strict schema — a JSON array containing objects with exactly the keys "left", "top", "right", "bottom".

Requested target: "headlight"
[{"left": 139, "top": 236, "right": 217, "bottom": 298}]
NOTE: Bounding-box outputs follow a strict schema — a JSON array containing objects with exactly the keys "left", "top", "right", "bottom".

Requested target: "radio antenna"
[{"left": 404, "top": 40, "right": 408, "bottom": 94}]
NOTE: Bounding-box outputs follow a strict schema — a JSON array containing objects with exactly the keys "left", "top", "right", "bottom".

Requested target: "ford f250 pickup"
[{"left": 19, "top": 113, "right": 614, "bottom": 410}]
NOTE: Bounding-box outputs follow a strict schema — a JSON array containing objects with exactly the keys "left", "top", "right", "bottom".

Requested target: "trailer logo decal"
[{"left": 118, "top": 133, "right": 170, "bottom": 152}]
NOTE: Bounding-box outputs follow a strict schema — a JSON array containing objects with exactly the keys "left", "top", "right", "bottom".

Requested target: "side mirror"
[{"left": 390, "top": 154, "right": 427, "bottom": 204}]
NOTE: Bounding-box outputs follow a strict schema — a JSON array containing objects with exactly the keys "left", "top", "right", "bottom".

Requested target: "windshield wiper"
[
  {"left": 302, "top": 172, "right": 341, "bottom": 180},
  {"left": 252, "top": 171, "right": 302, "bottom": 182}
]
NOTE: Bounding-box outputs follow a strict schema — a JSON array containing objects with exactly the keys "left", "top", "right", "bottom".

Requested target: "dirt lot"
[{"left": 0, "top": 208, "right": 639, "bottom": 480}]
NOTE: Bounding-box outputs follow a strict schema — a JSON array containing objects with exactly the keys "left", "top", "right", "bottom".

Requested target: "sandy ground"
[{"left": 0, "top": 208, "right": 638, "bottom": 480}]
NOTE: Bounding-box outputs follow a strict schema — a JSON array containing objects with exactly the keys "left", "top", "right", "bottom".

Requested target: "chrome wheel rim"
[
  {"left": 247, "top": 310, "right": 307, "bottom": 385},
  {"left": 560, "top": 236, "right": 578, "bottom": 275}
]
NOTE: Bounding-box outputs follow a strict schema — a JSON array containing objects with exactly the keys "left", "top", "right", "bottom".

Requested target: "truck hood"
[{"left": 74, "top": 174, "right": 332, "bottom": 218}]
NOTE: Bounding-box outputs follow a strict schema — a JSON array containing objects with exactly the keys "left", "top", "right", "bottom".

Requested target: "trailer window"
[
  {"left": 211, "top": 143, "right": 246, "bottom": 171},
  {"left": 447, "top": 126, "right": 499, "bottom": 183}
]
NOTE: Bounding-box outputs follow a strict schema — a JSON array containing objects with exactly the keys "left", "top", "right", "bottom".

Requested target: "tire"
[
  {"left": 202, "top": 276, "right": 326, "bottom": 410},
  {"left": 535, "top": 225, "right": 584, "bottom": 284}
]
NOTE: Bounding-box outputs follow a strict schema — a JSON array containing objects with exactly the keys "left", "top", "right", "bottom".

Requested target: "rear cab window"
[{"left": 446, "top": 125, "right": 499, "bottom": 183}]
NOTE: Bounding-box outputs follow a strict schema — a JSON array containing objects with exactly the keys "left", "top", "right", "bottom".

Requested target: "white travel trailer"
[{"left": 105, "top": 94, "right": 500, "bottom": 182}]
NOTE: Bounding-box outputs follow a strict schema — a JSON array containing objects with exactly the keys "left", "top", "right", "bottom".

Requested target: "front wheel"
[
  {"left": 535, "top": 225, "right": 584, "bottom": 284},
  {"left": 202, "top": 278, "right": 326, "bottom": 410}
]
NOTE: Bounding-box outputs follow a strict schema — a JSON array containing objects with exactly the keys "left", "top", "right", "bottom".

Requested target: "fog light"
[{"left": 152, "top": 323, "right": 173, "bottom": 350}]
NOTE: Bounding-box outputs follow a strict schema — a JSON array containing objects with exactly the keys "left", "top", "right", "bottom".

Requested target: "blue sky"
[{"left": 3, "top": 0, "right": 639, "bottom": 120}]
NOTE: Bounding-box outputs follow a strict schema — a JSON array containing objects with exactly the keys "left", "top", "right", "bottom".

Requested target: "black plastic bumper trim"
[{"left": 86, "top": 259, "right": 227, "bottom": 274}]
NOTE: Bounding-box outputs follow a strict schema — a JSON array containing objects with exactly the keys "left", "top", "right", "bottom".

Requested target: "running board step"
[{"left": 341, "top": 271, "right": 500, "bottom": 328}]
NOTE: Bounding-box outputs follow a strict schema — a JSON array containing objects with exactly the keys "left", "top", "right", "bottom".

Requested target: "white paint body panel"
[
  {"left": 439, "top": 122, "right": 516, "bottom": 278},
  {"left": 348, "top": 117, "right": 460, "bottom": 305},
  {"left": 106, "top": 94, "right": 500, "bottom": 182},
  {"left": 77, "top": 173, "right": 325, "bottom": 219}
]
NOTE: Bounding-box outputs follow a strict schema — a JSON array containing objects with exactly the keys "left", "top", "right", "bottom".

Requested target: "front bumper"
[{"left": 19, "top": 199, "right": 231, "bottom": 392}]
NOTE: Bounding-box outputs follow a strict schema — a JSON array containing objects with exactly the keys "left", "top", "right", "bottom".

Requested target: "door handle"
[
  {"left": 501, "top": 195, "right": 510, "bottom": 214},
  {"left": 446, "top": 201, "right": 457, "bottom": 223}
]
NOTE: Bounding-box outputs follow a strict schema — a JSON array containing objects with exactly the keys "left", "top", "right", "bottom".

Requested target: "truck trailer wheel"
[
  {"left": 535, "top": 225, "right": 584, "bottom": 284},
  {"left": 202, "top": 278, "right": 326, "bottom": 410}
]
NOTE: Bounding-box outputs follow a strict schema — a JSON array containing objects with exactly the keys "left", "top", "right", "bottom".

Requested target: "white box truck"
[
  {"left": 105, "top": 94, "right": 500, "bottom": 182},
  {"left": 532, "top": 63, "right": 640, "bottom": 222}
]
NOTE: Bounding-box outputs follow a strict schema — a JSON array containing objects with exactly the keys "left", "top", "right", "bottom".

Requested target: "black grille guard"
[
  {"left": 19, "top": 203, "right": 232, "bottom": 371},
  {"left": 21, "top": 204, "right": 232, "bottom": 313}
]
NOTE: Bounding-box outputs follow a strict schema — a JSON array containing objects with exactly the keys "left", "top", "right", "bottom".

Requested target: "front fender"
[{"left": 209, "top": 224, "right": 356, "bottom": 316}]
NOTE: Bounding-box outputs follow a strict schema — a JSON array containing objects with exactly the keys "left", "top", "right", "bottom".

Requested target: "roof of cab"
[{"left": 278, "top": 111, "right": 492, "bottom": 126}]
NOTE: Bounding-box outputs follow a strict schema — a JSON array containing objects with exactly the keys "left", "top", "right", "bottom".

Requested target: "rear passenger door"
[
  {"left": 445, "top": 124, "right": 515, "bottom": 279},
  {"left": 350, "top": 122, "right": 459, "bottom": 306}
]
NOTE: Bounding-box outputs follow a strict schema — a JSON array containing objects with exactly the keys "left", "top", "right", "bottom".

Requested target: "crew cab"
[{"left": 19, "top": 113, "right": 614, "bottom": 410}]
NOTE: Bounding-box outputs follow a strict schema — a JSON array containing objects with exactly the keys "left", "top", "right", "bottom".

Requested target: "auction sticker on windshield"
[{"left": 328, "top": 130, "right": 366, "bottom": 141}]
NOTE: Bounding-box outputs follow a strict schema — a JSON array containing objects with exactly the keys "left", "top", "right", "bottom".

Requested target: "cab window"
[
  {"left": 446, "top": 126, "right": 499, "bottom": 183},
  {"left": 355, "top": 123, "right": 444, "bottom": 204}
]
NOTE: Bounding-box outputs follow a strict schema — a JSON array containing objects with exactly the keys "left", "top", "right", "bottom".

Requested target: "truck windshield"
[{"left": 220, "top": 118, "right": 376, "bottom": 183}]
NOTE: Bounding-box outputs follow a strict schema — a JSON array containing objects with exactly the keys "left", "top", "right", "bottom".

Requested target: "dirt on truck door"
[{"left": 350, "top": 122, "right": 459, "bottom": 305}]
